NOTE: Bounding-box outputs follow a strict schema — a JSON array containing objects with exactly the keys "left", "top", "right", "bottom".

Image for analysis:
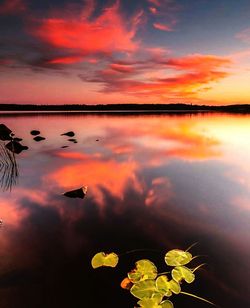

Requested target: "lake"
[{"left": 0, "top": 112, "right": 249, "bottom": 308}]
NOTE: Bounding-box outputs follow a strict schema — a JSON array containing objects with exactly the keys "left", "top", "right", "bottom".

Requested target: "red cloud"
[
  {"left": 153, "top": 22, "right": 173, "bottom": 31},
  {"left": 110, "top": 63, "right": 135, "bottom": 73},
  {"left": 0, "top": 0, "right": 26, "bottom": 15},
  {"left": 47, "top": 55, "right": 84, "bottom": 64},
  {"left": 32, "top": 2, "right": 142, "bottom": 59},
  {"left": 85, "top": 54, "right": 230, "bottom": 99}
]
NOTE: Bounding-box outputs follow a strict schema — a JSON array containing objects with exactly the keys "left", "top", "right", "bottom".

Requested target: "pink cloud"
[
  {"left": 153, "top": 22, "right": 173, "bottom": 31},
  {"left": 32, "top": 2, "right": 142, "bottom": 59}
]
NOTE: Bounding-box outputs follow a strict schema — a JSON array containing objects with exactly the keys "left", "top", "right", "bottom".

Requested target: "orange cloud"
[
  {"left": 153, "top": 22, "right": 173, "bottom": 31},
  {"left": 0, "top": 0, "right": 26, "bottom": 15},
  {"left": 32, "top": 2, "right": 141, "bottom": 58},
  {"left": 85, "top": 53, "right": 230, "bottom": 99}
]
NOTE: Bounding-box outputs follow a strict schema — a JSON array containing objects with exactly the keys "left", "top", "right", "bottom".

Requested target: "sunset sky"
[{"left": 0, "top": 0, "right": 250, "bottom": 105}]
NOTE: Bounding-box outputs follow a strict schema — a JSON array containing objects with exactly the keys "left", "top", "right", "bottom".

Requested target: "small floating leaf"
[
  {"left": 120, "top": 277, "right": 133, "bottom": 290},
  {"left": 130, "top": 279, "right": 157, "bottom": 299},
  {"left": 156, "top": 276, "right": 172, "bottom": 297},
  {"left": 168, "top": 280, "right": 181, "bottom": 294},
  {"left": 91, "top": 252, "right": 119, "bottom": 269},
  {"left": 172, "top": 266, "right": 195, "bottom": 283},
  {"left": 138, "top": 297, "right": 162, "bottom": 308},
  {"left": 165, "top": 249, "right": 192, "bottom": 266},
  {"left": 128, "top": 259, "right": 158, "bottom": 283},
  {"left": 161, "top": 300, "right": 174, "bottom": 308}
]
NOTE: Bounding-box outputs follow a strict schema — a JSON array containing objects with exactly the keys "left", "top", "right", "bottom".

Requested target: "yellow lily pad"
[
  {"left": 161, "top": 300, "right": 174, "bottom": 308},
  {"left": 165, "top": 249, "right": 192, "bottom": 266},
  {"left": 138, "top": 297, "right": 162, "bottom": 308},
  {"left": 130, "top": 279, "right": 157, "bottom": 299},
  {"left": 91, "top": 252, "right": 119, "bottom": 269},
  {"left": 128, "top": 259, "right": 158, "bottom": 283},
  {"left": 172, "top": 266, "right": 195, "bottom": 283}
]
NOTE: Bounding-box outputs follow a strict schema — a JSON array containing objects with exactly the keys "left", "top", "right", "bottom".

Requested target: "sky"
[{"left": 0, "top": 0, "right": 250, "bottom": 105}]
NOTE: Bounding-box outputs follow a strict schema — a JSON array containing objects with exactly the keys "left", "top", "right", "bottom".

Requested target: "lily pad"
[
  {"left": 165, "top": 249, "right": 192, "bottom": 266},
  {"left": 120, "top": 277, "right": 133, "bottom": 290},
  {"left": 91, "top": 252, "right": 119, "bottom": 269},
  {"left": 161, "top": 300, "right": 174, "bottom": 308},
  {"left": 130, "top": 279, "right": 157, "bottom": 299},
  {"left": 128, "top": 259, "right": 158, "bottom": 283},
  {"left": 156, "top": 276, "right": 172, "bottom": 297},
  {"left": 138, "top": 297, "right": 162, "bottom": 308},
  {"left": 171, "top": 266, "right": 195, "bottom": 284}
]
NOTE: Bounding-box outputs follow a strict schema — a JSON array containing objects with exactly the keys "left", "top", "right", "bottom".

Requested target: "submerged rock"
[
  {"left": 13, "top": 137, "right": 23, "bottom": 142},
  {"left": 30, "top": 130, "right": 40, "bottom": 136},
  {"left": 33, "top": 136, "right": 45, "bottom": 142},
  {"left": 5, "top": 141, "right": 28, "bottom": 154},
  {"left": 63, "top": 186, "right": 88, "bottom": 199},
  {"left": 68, "top": 138, "right": 77, "bottom": 143},
  {"left": 0, "top": 124, "right": 12, "bottom": 141},
  {"left": 61, "top": 131, "right": 75, "bottom": 137}
]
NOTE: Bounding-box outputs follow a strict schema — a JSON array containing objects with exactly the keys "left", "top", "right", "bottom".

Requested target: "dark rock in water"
[
  {"left": 33, "top": 136, "right": 45, "bottom": 142},
  {"left": 68, "top": 138, "right": 77, "bottom": 143},
  {"left": 61, "top": 146, "right": 69, "bottom": 148},
  {"left": 0, "top": 124, "right": 12, "bottom": 141},
  {"left": 61, "top": 131, "right": 75, "bottom": 137},
  {"left": 5, "top": 141, "right": 28, "bottom": 154},
  {"left": 63, "top": 186, "right": 88, "bottom": 199},
  {"left": 30, "top": 130, "right": 40, "bottom": 136},
  {"left": 13, "top": 137, "right": 23, "bottom": 142}
]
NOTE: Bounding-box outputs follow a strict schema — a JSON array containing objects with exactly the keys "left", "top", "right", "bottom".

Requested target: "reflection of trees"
[{"left": 0, "top": 141, "right": 18, "bottom": 191}]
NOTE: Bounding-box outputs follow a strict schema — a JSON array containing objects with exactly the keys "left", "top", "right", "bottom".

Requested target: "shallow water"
[{"left": 0, "top": 113, "right": 249, "bottom": 307}]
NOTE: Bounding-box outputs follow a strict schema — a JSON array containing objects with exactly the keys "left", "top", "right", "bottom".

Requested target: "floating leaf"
[
  {"left": 165, "top": 249, "right": 192, "bottom": 266},
  {"left": 156, "top": 276, "right": 181, "bottom": 296},
  {"left": 172, "top": 266, "right": 195, "bottom": 283},
  {"left": 128, "top": 259, "right": 158, "bottom": 283},
  {"left": 156, "top": 276, "right": 172, "bottom": 297},
  {"left": 120, "top": 277, "right": 133, "bottom": 290},
  {"left": 138, "top": 297, "right": 162, "bottom": 308},
  {"left": 161, "top": 300, "right": 174, "bottom": 308},
  {"left": 168, "top": 280, "right": 181, "bottom": 294},
  {"left": 91, "top": 252, "right": 118, "bottom": 269},
  {"left": 130, "top": 279, "right": 157, "bottom": 299}
]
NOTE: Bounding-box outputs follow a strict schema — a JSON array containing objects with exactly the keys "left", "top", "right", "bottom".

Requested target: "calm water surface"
[{"left": 0, "top": 113, "right": 249, "bottom": 308}]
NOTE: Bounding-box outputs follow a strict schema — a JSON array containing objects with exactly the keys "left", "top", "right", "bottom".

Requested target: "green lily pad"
[
  {"left": 156, "top": 276, "right": 181, "bottom": 296},
  {"left": 172, "top": 266, "right": 195, "bottom": 283},
  {"left": 128, "top": 259, "right": 158, "bottom": 283},
  {"left": 156, "top": 275, "right": 172, "bottom": 297},
  {"left": 138, "top": 297, "right": 162, "bottom": 308},
  {"left": 130, "top": 279, "right": 157, "bottom": 299},
  {"left": 91, "top": 252, "right": 119, "bottom": 269},
  {"left": 165, "top": 249, "right": 192, "bottom": 266},
  {"left": 161, "top": 300, "right": 174, "bottom": 308}
]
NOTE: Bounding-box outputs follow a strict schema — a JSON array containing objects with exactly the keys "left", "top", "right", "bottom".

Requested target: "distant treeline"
[{"left": 0, "top": 103, "right": 250, "bottom": 113}]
